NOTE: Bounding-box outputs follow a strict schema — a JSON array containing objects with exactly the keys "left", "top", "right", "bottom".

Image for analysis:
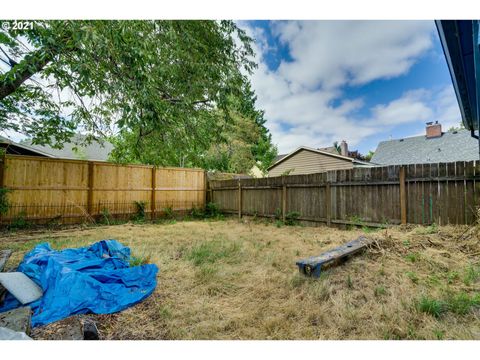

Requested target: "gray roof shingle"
[
  {"left": 22, "top": 134, "right": 114, "bottom": 161},
  {"left": 371, "top": 130, "right": 479, "bottom": 165}
]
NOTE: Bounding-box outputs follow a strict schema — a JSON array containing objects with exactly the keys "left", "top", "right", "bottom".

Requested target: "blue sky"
[{"left": 239, "top": 20, "right": 461, "bottom": 155}]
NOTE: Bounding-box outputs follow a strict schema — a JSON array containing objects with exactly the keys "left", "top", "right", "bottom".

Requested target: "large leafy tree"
[{"left": 0, "top": 20, "right": 257, "bottom": 148}]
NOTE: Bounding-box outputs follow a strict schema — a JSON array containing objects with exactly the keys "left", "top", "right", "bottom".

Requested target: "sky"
[{"left": 238, "top": 20, "right": 462, "bottom": 155}]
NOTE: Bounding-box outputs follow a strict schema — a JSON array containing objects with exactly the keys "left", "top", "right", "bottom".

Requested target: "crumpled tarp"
[{"left": 0, "top": 240, "right": 158, "bottom": 327}]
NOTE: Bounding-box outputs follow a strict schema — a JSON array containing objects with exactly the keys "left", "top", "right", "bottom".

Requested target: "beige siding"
[{"left": 268, "top": 149, "right": 353, "bottom": 177}]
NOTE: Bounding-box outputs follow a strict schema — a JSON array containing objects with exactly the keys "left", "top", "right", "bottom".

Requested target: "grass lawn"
[{"left": 1, "top": 218, "right": 480, "bottom": 340}]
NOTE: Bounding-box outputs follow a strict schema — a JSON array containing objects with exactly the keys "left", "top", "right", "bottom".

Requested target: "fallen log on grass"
[{"left": 296, "top": 236, "right": 370, "bottom": 277}]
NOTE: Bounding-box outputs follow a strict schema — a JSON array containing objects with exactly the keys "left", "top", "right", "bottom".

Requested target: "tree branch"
[{"left": 0, "top": 47, "right": 56, "bottom": 101}]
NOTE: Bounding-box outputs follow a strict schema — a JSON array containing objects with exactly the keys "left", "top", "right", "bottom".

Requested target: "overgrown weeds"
[{"left": 187, "top": 239, "right": 241, "bottom": 266}]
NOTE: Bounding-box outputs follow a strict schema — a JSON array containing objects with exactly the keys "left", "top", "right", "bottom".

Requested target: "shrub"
[
  {"left": 0, "top": 187, "right": 11, "bottom": 215},
  {"left": 274, "top": 208, "right": 282, "bottom": 221},
  {"left": 189, "top": 206, "right": 205, "bottom": 219},
  {"left": 134, "top": 201, "right": 147, "bottom": 221},
  {"left": 285, "top": 211, "right": 300, "bottom": 226},
  {"left": 9, "top": 210, "right": 29, "bottom": 230},
  {"left": 162, "top": 205, "right": 174, "bottom": 219},
  {"left": 205, "top": 202, "right": 222, "bottom": 218}
]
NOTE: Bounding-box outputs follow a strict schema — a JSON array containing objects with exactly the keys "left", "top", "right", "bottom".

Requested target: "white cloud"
[
  {"left": 273, "top": 21, "right": 434, "bottom": 90},
  {"left": 240, "top": 20, "right": 454, "bottom": 154},
  {"left": 368, "top": 89, "right": 433, "bottom": 126}
]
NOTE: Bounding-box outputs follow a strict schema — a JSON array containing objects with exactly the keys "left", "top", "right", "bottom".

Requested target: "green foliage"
[
  {"left": 433, "top": 329, "right": 445, "bottom": 340},
  {"left": 99, "top": 207, "right": 111, "bottom": 225},
  {"left": 405, "top": 271, "right": 419, "bottom": 284},
  {"left": 205, "top": 202, "right": 222, "bottom": 219},
  {"left": 365, "top": 150, "right": 375, "bottom": 162},
  {"left": 415, "top": 223, "right": 438, "bottom": 234},
  {"left": 416, "top": 296, "right": 446, "bottom": 318},
  {"left": 0, "top": 187, "right": 11, "bottom": 215},
  {"left": 133, "top": 201, "right": 146, "bottom": 221},
  {"left": 187, "top": 240, "right": 241, "bottom": 266},
  {"left": 447, "top": 122, "right": 465, "bottom": 132},
  {"left": 189, "top": 206, "right": 205, "bottom": 219},
  {"left": 285, "top": 211, "right": 300, "bottom": 226},
  {"left": 1, "top": 20, "right": 276, "bottom": 173},
  {"left": 129, "top": 253, "right": 151, "bottom": 267},
  {"left": 405, "top": 252, "right": 420, "bottom": 263},
  {"left": 346, "top": 275, "right": 353, "bottom": 289},
  {"left": 416, "top": 292, "right": 480, "bottom": 317},
  {"left": 9, "top": 210, "right": 29, "bottom": 230},
  {"left": 374, "top": 285, "right": 386, "bottom": 297},
  {"left": 274, "top": 208, "right": 282, "bottom": 220},
  {"left": 162, "top": 206, "right": 174, "bottom": 219},
  {"left": 463, "top": 264, "right": 480, "bottom": 286}
]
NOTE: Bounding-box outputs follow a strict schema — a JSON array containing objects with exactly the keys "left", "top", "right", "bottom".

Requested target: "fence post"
[
  {"left": 399, "top": 166, "right": 407, "bottom": 225},
  {"left": 282, "top": 177, "right": 287, "bottom": 222},
  {"left": 326, "top": 181, "right": 331, "bottom": 226},
  {"left": 87, "top": 161, "right": 95, "bottom": 217},
  {"left": 204, "top": 170, "right": 209, "bottom": 207},
  {"left": 151, "top": 166, "right": 156, "bottom": 220},
  {"left": 238, "top": 180, "right": 242, "bottom": 219},
  {"left": 0, "top": 154, "right": 5, "bottom": 224}
]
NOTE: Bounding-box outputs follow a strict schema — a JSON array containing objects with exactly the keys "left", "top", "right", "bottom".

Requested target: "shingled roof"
[
  {"left": 22, "top": 134, "right": 114, "bottom": 161},
  {"left": 371, "top": 129, "right": 479, "bottom": 165}
]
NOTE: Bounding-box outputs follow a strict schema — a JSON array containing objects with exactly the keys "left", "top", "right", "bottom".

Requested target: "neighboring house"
[
  {"left": 0, "top": 134, "right": 114, "bottom": 161},
  {"left": 267, "top": 142, "right": 372, "bottom": 177},
  {"left": 0, "top": 135, "right": 57, "bottom": 157},
  {"left": 248, "top": 163, "right": 265, "bottom": 178},
  {"left": 371, "top": 122, "right": 479, "bottom": 165}
]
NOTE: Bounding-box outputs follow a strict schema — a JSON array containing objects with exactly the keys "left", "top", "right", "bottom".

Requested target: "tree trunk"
[{"left": 0, "top": 48, "right": 55, "bottom": 101}]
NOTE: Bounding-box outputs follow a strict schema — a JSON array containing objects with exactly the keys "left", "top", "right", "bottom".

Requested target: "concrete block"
[
  {"left": 0, "top": 326, "right": 32, "bottom": 340},
  {"left": 0, "top": 250, "right": 12, "bottom": 272},
  {"left": 0, "top": 272, "right": 43, "bottom": 304},
  {"left": 0, "top": 306, "right": 31, "bottom": 334}
]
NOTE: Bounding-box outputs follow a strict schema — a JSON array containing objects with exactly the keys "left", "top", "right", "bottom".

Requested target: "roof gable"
[{"left": 268, "top": 146, "right": 357, "bottom": 170}]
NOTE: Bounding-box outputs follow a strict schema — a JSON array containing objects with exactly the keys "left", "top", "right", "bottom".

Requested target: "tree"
[
  {"left": 365, "top": 150, "right": 375, "bottom": 162},
  {"left": 108, "top": 64, "right": 277, "bottom": 172},
  {"left": 1, "top": 20, "right": 256, "bottom": 148},
  {"left": 447, "top": 122, "right": 465, "bottom": 132}
]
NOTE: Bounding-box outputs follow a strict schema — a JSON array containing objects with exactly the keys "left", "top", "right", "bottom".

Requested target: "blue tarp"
[{"left": 0, "top": 240, "right": 158, "bottom": 327}]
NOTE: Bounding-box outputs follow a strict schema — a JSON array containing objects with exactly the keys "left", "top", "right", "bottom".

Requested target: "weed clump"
[{"left": 187, "top": 240, "right": 241, "bottom": 266}]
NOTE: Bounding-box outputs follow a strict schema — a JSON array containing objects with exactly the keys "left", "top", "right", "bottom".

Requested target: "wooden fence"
[
  {"left": 0, "top": 155, "right": 206, "bottom": 224},
  {"left": 208, "top": 161, "right": 480, "bottom": 227}
]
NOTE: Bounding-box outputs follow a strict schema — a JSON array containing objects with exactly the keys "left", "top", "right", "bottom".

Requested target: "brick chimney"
[
  {"left": 340, "top": 140, "right": 348, "bottom": 156},
  {"left": 426, "top": 121, "right": 442, "bottom": 138}
]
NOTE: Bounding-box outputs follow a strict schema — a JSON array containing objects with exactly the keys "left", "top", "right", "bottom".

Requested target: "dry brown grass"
[{"left": 1, "top": 217, "right": 480, "bottom": 340}]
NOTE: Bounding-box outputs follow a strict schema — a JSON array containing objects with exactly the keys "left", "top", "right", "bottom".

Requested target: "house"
[
  {"left": 0, "top": 136, "right": 57, "bottom": 158},
  {"left": 0, "top": 134, "right": 114, "bottom": 161},
  {"left": 267, "top": 141, "right": 372, "bottom": 177},
  {"left": 371, "top": 122, "right": 479, "bottom": 165}
]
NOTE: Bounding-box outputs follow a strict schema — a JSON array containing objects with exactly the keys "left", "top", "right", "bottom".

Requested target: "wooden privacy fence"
[
  {"left": 208, "top": 161, "right": 480, "bottom": 227},
  {"left": 0, "top": 155, "right": 206, "bottom": 224}
]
